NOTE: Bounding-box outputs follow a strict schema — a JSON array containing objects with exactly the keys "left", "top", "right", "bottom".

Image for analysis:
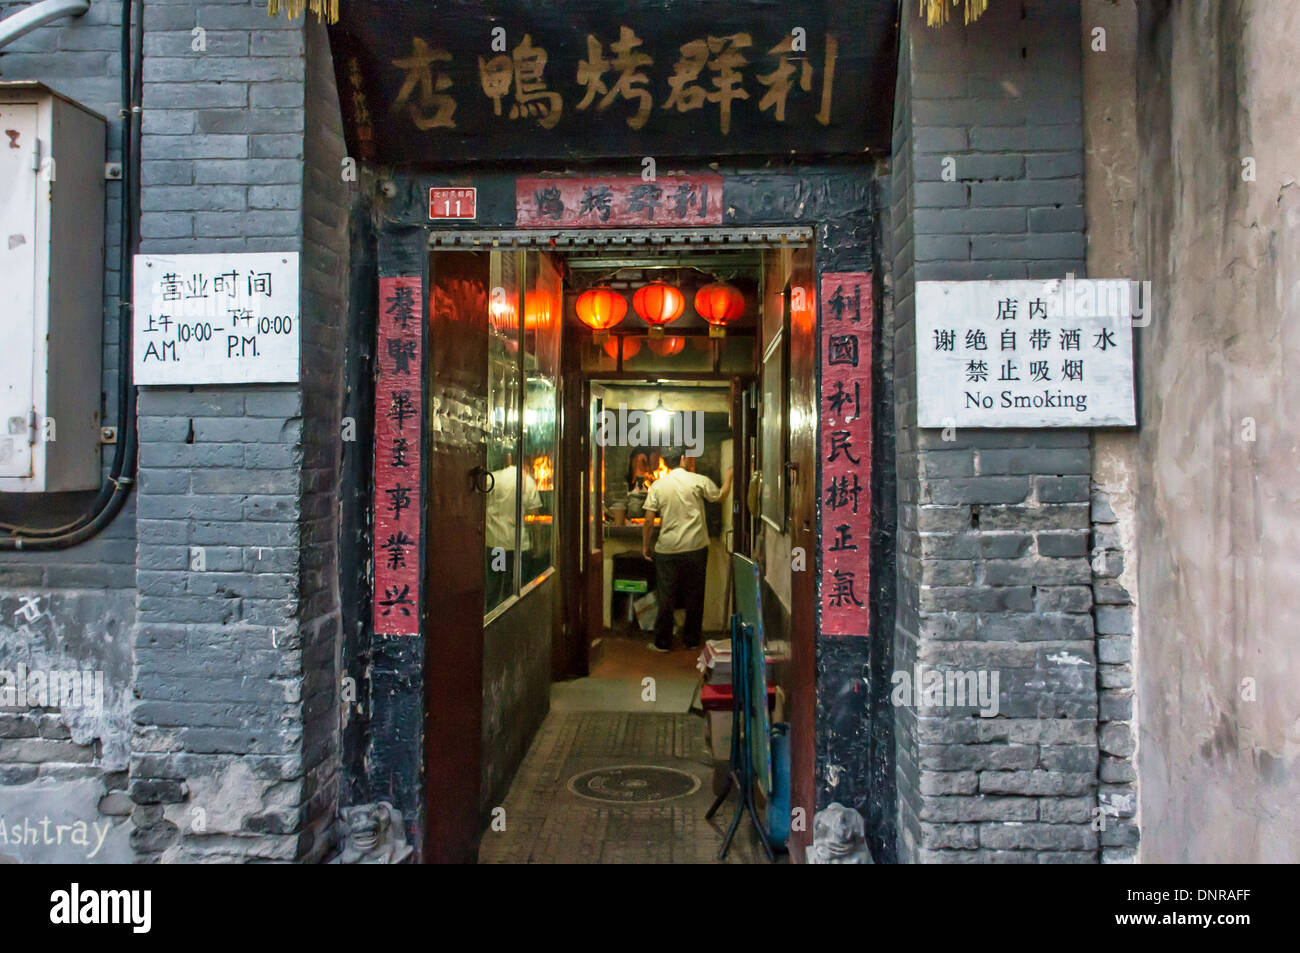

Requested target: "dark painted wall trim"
[
  {"left": 340, "top": 189, "right": 377, "bottom": 806},
  {"left": 364, "top": 224, "right": 430, "bottom": 848}
]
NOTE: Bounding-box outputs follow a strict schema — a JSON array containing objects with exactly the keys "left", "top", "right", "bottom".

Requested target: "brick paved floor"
[{"left": 478, "top": 711, "right": 781, "bottom": 864}]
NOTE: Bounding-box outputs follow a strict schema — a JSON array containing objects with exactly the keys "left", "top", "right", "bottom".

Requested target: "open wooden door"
[
  {"left": 584, "top": 383, "right": 606, "bottom": 671},
  {"left": 731, "top": 378, "right": 755, "bottom": 560},
  {"left": 423, "top": 251, "right": 489, "bottom": 863},
  {"left": 786, "top": 246, "right": 819, "bottom": 862},
  {"left": 555, "top": 324, "right": 587, "bottom": 679}
]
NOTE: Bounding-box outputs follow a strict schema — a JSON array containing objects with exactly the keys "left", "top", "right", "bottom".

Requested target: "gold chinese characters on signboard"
[{"left": 388, "top": 27, "right": 840, "bottom": 136}]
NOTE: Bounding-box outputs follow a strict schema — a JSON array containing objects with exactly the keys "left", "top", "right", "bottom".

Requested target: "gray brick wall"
[
  {"left": 137, "top": 0, "right": 304, "bottom": 255},
  {"left": 891, "top": 0, "right": 1099, "bottom": 862},
  {"left": 129, "top": 2, "right": 346, "bottom": 862},
  {"left": 890, "top": 8, "right": 921, "bottom": 859},
  {"left": 296, "top": 17, "right": 349, "bottom": 862},
  {"left": 0, "top": 0, "right": 136, "bottom": 861},
  {"left": 1090, "top": 483, "right": 1137, "bottom": 860}
]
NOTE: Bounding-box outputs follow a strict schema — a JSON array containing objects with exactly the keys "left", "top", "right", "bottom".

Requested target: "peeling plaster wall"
[
  {"left": 0, "top": 591, "right": 134, "bottom": 863},
  {"left": 0, "top": 593, "right": 132, "bottom": 768},
  {"left": 1134, "top": 0, "right": 1300, "bottom": 862}
]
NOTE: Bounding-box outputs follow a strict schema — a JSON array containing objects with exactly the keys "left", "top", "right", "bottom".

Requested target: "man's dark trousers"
[{"left": 652, "top": 547, "right": 709, "bottom": 650}]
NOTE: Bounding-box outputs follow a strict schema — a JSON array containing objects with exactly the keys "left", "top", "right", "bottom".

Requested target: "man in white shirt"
[
  {"left": 642, "top": 447, "right": 733, "bottom": 651},
  {"left": 485, "top": 458, "right": 542, "bottom": 607}
]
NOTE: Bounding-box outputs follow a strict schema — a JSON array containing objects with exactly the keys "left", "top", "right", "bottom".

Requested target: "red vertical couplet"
[
  {"left": 373, "top": 276, "right": 423, "bottom": 636},
  {"left": 818, "top": 272, "right": 873, "bottom": 637}
]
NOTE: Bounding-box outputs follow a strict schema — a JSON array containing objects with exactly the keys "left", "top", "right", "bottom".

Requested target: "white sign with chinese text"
[
  {"left": 916, "top": 279, "right": 1137, "bottom": 428},
  {"left": 133, "top": 252, "right": 300, "bottom": 385}
]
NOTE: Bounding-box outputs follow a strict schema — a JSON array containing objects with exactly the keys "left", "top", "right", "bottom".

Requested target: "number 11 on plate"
[{"left": 428, "top": 187, "right": 476, "bottom": 220}]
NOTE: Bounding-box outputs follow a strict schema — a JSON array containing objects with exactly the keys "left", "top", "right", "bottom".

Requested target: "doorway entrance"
[
  {"left": 563, "top": 380, "right": 735, "bottom": 706},
  {"left": 422, "top": 229, "right": 823, "bottom": 863}
]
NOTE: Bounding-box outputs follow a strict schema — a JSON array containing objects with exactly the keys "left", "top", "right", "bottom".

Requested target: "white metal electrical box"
[{"left": 0, "top": 83, "right": 105, "bottom": 492}]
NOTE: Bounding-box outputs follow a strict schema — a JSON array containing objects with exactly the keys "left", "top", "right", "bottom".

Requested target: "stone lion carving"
[
  {"left": 336, "top": 802, "right": 413, "bottom": 864},
  {"left": 805, "top": 802, "right": 872, "bottom": 864}
]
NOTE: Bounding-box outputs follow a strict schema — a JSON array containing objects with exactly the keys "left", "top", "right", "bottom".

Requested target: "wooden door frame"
[
  {"left": 785, "top": 244, "right": 819, "bottom": 863},
  {"left": 418, "top": 231, "right": 833, "bottom": 864},
  {"left": 584, "top": 382, "right": 605, "bottom": 673},
  {"left": 555, "top": 326, "right": 589, "bottom": 679},
  {"left": 422, "top": 249, "right": 490, "bottom": 864},
  {"left": 564, "top": 371, "right": 755, "bottom": 669}
]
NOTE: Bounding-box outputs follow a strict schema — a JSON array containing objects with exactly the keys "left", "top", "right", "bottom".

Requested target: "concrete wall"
[
  {"left": 0, "top": 0, "right": 135, "bottom": 864},
  {"left": 1133, "top": 0, "right": 1300, "bottom": 862},
  {"left": 891, "top": 0, "right": 1099, "bottom": 863}
]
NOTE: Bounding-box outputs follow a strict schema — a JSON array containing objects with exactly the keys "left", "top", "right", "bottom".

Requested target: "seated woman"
[
  {"left": 627, "top": 450, "right": 654, "bottom": 494},
  {"left": 625, "top": 450, "right": 657, "bottom": 521}
]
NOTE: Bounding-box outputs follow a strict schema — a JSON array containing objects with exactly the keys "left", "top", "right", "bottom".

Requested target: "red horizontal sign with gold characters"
[
  {"left": 328, "top": 0, "right": 896, "bottom": 166},
  {"left": 516, "top": 175, "right": 723, "bottom": 228}
]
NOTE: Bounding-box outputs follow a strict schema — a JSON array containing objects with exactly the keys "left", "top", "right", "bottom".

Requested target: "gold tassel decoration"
[
  {"left": 266, "top": 0, "right": 340, "bottom": 24},
  {"left": 922, "top": 0, "right": 991, "bottom": 27}
]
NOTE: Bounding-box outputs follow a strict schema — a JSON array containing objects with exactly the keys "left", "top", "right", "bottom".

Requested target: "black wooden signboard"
[{"left": 329, "top": 0, "right": 897, "bottom": 166}]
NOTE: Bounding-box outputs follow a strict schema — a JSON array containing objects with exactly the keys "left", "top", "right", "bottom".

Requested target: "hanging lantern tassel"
[
  {"left": 922, "top": 0, "right": 990, "bottom": 27},
  {"left": 694, "top": 282, "right": 745, "bottom": 339},
  {"left": 267, "top": 0, "right": 340, "bottom": 24}
]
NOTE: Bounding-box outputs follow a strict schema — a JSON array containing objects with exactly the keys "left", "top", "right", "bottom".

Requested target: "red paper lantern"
[
  {"left": 602, "top": 336, "right": 642, "bottom": 360},
  {"left": 575, "top": 287, "right": 627, "bottom": 331},
  {"left": 524, "top": 290, "right": 554, "bottom": 331},
  {"left": 693, "top": 282, "right": 745, "bottom": 326},
  {"left": 632, "top": 282, "right": 686, "bottom": 327},
  {"left": 647, "top": 335, "right": 686, "bottom": 357}
]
